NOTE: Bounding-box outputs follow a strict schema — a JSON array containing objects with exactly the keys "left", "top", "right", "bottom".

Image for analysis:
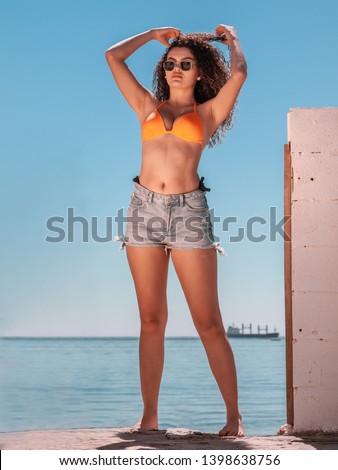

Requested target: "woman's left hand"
[{"left": 215, "top": 24, "right": 238, "bottom": 44}]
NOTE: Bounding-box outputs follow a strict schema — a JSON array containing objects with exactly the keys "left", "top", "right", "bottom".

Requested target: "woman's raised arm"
[
  {"left": 203, "top": 25, "right": 248, "bottom": 136},
  {"left": 105, "top": 28, "right": 180, "bottom": 118}
]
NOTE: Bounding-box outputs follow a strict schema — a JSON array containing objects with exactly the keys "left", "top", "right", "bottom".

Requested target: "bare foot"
[
  {"left": 131, "top": 416, "right": 159, "bottom": 432},
  {"left": 219, "top": 414, "right": 245, "bottom": 437}
]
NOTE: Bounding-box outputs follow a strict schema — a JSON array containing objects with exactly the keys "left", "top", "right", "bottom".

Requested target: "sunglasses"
[{"left": 163, "top": 60, "right": 196, "bottom": 72}]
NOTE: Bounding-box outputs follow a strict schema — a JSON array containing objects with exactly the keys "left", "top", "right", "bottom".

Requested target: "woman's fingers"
[
  {"left": 215, "top": 24, "right": 237, "bottom": 42},
  {"left": 155, "top": 27, "right": 180, "bottom": 46},
  {"left": 169, "top": 27, "right": 180, "bottom": 36},
  {"left": 215, "top": 24, "right": 225, "bottom": 34},
  {"left": 168, "top": 28, "right": 180, "bottom": 44}
]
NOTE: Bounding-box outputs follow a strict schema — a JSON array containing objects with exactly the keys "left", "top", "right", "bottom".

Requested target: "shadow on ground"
[
  {"left": 97, "top": 428, "right": 256, "bottom": 450},
  {"left": 2, "top": 427, "right": 338, "bottom": 450}
]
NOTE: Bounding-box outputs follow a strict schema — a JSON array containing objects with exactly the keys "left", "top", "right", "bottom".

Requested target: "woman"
[{"left": 105, "top": 25, "right": 247, "bottom": 437}]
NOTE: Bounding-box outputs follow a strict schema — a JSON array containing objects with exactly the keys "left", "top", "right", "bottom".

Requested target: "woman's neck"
[{"left": 167, "top": 89, "right": 195, "bottom": 108}]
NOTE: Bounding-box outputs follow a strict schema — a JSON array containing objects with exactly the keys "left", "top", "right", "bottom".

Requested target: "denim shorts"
[{"left": 114, "top": 176, "right": 226, "bottom": 256}]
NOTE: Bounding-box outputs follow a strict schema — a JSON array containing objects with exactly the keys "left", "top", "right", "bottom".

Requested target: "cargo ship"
[{"left": 227, "top": 323, "right": 280, "bottom": 339}]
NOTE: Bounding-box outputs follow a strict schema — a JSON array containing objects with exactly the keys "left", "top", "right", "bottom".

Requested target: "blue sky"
[{"left": 1, "top": 0, "right": 337, "bottom": 337}]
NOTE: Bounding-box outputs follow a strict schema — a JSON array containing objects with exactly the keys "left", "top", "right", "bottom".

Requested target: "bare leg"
[
  {"left": 126, "top": 245, "right": 170, "bottom": 430},
  {"left": 171, "top": 248, "right": 245, "bottom": 437}
]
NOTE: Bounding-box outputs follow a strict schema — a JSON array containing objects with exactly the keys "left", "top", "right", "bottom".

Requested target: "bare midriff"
[{"left": 139, "top": 134, "right": 203, "bottom": 195}]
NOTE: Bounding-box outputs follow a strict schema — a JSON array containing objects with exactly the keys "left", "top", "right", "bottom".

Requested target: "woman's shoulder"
[
  {"left": 196, "top": 99, "right": 213, "bottom": 122},
  {"left": 138, "top": 94, "right": 163, "bottom": 124},
  {"left": 196, "top": 98, "right": 212, "bottom": 113}
]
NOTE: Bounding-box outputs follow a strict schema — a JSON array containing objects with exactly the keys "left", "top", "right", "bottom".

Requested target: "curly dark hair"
[{"left": 152, "top": 33, "right": 236, "bottom": 148}]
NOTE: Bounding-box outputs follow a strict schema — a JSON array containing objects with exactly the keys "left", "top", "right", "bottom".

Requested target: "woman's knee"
[
  {"left": 140, "top": 312, "right": 167, "bottom": 333},
  {"left": 196, "top": 318, "right": 226, "bottom": 340}
]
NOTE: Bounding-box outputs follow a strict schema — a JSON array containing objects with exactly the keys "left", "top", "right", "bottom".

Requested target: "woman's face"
[{"left": 164, "top": 47, "right": 200, "bottom": 90}]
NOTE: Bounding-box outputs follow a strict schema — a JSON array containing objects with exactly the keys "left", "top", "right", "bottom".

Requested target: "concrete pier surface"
[{"left": 1, "top": 427, "right": 338, "bottom": 450}]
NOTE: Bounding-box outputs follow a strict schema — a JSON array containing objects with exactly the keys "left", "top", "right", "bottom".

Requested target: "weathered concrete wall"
[{"left": 287, "top": 107, "right": 338, "bottom": 433}]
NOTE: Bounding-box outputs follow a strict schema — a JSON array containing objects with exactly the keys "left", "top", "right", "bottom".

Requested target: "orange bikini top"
[{"left": 141, "top": 100, "right": 204, "bottom": 147}]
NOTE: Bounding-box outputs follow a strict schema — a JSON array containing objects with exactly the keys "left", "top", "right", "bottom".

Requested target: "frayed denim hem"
[{"left": 114, "top": 235, "right": 227, "bottom": 257}]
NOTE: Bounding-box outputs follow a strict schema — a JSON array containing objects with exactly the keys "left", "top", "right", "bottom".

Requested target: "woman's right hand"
[{"left": 152, "top": 27, "right": 181, "bottom": 46}]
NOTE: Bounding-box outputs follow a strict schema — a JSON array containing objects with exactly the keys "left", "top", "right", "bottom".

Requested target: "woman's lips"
[{"left": 172, "top": 74, "right": 182, "bottom": 78}]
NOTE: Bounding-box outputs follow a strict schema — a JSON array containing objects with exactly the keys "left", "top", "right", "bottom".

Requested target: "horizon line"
[{"left": 0, "top": 335, "right": 285, "bottom": 340}]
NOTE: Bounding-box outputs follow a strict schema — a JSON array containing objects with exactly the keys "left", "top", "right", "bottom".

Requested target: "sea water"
[{"left": 0, "top": 337, "right": 286, "bottom": 436}]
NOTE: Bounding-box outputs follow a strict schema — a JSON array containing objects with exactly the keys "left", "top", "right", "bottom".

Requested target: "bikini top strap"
[
  {"left": 194, "top": 101, "right": 197, "bottom": 112},
  {"left": 156, "top": 99, "right": 169, "bottom": 110}
]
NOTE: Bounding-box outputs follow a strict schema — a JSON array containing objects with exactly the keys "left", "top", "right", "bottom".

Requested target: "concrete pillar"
[{"left": 286, "top": 107, "right": 338, "bottom": 433}]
